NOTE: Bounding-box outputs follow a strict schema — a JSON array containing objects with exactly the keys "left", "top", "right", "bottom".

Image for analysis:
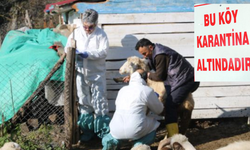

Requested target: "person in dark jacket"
[{"left": 134, "top": 38, "right": 200, "bottom": 137}]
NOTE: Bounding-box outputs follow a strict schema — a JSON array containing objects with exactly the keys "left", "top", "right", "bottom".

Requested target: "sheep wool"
[
  {"left": 131, "top": 144, "right": 151, "bottom": 150},
  {"left": 0, "top": 142, "right": 22, "bottom": 150},
  {"left": 170, "top": 134, "right": 196, "bottom": 150}
]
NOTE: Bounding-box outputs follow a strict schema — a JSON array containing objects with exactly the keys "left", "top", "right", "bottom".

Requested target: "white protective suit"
[
  {"left": 64, "top": 25, "right": 109, "bottom": 116},
  {"left": 110, "top": 72, "right": 164, "bottom": 140}
]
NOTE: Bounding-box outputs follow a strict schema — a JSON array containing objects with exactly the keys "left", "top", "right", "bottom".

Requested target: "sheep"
[
  {"left": 215, "top": 141, "right": 250, "bottom": 150},
  {"left": 131, "top": 144, "right": 151, "bottom": 150},
  {"left": 0, "top": 142, "right": 22, "bottom": 150},
  {"left": 119, "top": 56, "right": 167, "bottom": 104},
  {"left": 118, "top": 56, "right": 195, "bottom": 135},
  {"left": 157, "top": 134, "right": 196, "bottom": 150}
]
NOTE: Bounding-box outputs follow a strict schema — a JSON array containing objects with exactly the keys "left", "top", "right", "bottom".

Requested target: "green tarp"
[{"left": 0, "top": 28, "right": 67, "bottom": 124}]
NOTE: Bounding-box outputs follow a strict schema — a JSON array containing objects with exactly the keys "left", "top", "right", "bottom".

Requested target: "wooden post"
[
  {"left": 48, "top": 16, "right": 54, "bottom": 28},
  {"left": 25, "top": 10, "right": 33, "bottom": 29},
  {"left": 64, "top": 47, "right": 74, "bottom": 149},
  {"left": 64, "top": 45, "right": 79, "bottom": 148}
]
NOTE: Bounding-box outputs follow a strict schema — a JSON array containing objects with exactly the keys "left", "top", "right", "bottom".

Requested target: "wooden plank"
[
  {"left": 200, "top": 82, "right": 250, "bottom": 86},
  {"left": 108, "top": 100, "right": 116, "bottom": 112},
  {"left": 106, "top": 70, "right": 250, "bottom": 88},
  {"left": 107, "top": 79, "right": 250, "bottom": 88},
  {"left": 108, "top": 86, "right": 250, "bottom": 100},
  {"left": 107, "top": 79, "right": 128, "bottom": 85},
  {"left": 107, "top": 33, "right": 194, "bottom": 57},
  {"left": 107, "top": 100, "right": 250, "bottom": 119},
  {"left": 104, "top": 23, "right": 194, "bottom": 35},
  {"left": 108, "top": 98, "right": 250, "bottom": 111},
  {"left": 107, "top": 33, "right": 194, "bottom": 49},
  {"left": 193, "top": 86, "right": 250, "bottom": 98},
  {"left": 106, "top": 71, "right": 126, "bottom": 79},
  {"left": 192, "top": 108, "right": 250, "bottom": 119},
  {"left": 99, "top": 12, "right": 194, "bottom": 24},
  {"left": 106, "top": 47, "right": 142, "bottom": 60},
  {"left": 194, "top": 96, "right": 250, "bottom": 108},
  {"left": 107, "top": 91, "right": 119, "bottom": 100},
  {"left": 106, "top": 58, "right": 194, "bottom": 70},
  {"left": 108, "top": 95, "right": 250, "bottom": 109},
  {"left": 107, "top": 84, "right": 126, "bottom": 90},
  {"left": 106, "top": 60, "right": 126, "bottom": 70}
]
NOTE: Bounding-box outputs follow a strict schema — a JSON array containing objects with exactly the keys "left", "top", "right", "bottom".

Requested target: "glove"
[
  {"left": 76, "top": 49, "right": 88, "bottom": 58},
  {"left": 154, "top": 92, "right": 159, "bottom": 98}
]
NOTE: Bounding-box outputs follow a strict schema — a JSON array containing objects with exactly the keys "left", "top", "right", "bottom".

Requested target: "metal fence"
[{"left": 0, "top": 50, "right": 79, "bottom": 149}]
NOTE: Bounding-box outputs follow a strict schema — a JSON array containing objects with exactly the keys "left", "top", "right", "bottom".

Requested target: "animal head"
[
  {"left": 0, "top": 142, "right": 22, "bottom": 150},
  {"left": 131, "top": 144, "right": 151, "bottom": 150},
  {"left": 119, "top": 56, "right": 150, "bottom": 75},
  {"left": 158, "top": 134, "right": 196, "bottom": 150}
]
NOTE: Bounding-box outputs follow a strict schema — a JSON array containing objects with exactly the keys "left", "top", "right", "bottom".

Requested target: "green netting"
[{"left": 0, "top": 28, "right": 67, "bottom": 124}]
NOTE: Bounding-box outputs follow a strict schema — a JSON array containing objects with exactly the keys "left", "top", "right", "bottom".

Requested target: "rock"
[
  {"left": 27, "top": 118, "right": 39, "bottom": 129},
  {"left": 49, "top": 114, "right": 57, "bottom": 123},
  {"left": 20, "top": 122, "right": 29, "bottom": 133}
]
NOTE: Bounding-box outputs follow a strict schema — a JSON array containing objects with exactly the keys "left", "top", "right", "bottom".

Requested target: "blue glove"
[
  {"left": 154, "top": 92, "right": 159, "bottom": 98},
  {"left": 76, "top": 49, "right": 88, "bottom": 58}
]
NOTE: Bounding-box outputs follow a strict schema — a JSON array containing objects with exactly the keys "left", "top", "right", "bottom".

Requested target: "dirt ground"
[{"left": 76, "top": 117, "right": 250, "bottom": 150}]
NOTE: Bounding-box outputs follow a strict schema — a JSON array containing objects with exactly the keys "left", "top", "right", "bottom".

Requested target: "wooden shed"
[{"left": 56, "top": 0, "right": 250, "bottom": 120}]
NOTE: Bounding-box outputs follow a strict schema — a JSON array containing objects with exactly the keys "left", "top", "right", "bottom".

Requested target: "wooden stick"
[{"left": 25, "top": 10, "right": 33, "bottom": 29}]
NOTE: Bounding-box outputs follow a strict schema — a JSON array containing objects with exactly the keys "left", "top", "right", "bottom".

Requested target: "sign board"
[{"left": 194, "top": 4, "right": 250, "bottom": 81}]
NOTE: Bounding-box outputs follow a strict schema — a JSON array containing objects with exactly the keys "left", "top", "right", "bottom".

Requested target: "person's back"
[
  {"left": 110, "top": 71, "right": 163, "bottom": 140},
  {"left": 102, "top": 70, "right": 164, "bottom": 150}
]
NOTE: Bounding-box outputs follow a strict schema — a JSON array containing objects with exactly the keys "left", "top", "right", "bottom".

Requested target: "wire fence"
[
  {"left": 0, "top": 50, "right": 79, "bottom": 149},
  {"left": 1, "top": 62, "right": 64, "bottom": 123}
]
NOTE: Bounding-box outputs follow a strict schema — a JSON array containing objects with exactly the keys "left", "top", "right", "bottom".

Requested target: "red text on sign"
[{"left": 197, "top": 57, "right": 250, "bottom": 71}]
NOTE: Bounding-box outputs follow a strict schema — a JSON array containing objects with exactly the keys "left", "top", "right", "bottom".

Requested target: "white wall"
[{"left": 99, "top": 12, "right": 250, "bottom": 119}]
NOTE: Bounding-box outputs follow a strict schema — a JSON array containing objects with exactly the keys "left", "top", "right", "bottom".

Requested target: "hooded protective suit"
[
  {"left": 110, "top": 72, "right": 164, "bottom": 140},
  {"left": 64, "top": 25, "right": 109, "bottom": 116},
  {"left": 64, "top": 25, "right": 110, "bottom": 141}
]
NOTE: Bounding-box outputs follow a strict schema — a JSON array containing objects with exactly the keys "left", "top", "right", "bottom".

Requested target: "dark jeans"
[{"left": 165, "top": 80, "right": 200, "bottom": 124}]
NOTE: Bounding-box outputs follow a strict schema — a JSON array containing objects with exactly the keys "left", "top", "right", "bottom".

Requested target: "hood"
[{"left": 129, "top": 72, "right": 147, "bottom": 85}]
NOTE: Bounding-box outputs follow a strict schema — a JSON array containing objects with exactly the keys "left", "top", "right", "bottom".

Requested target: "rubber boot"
[{"left": 166, "top": 123, "right": 179, "bottom": 137}]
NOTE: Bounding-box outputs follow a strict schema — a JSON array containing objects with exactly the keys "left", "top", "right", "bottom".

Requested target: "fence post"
[{"left": 64, "top": 46, "right": 79, "bottom": 148}]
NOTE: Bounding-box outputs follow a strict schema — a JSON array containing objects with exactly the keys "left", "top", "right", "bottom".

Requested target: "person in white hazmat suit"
[
  {"left": 102, "top": 69, "right": 164, "bottom": 150},
  {"left": 64, "top": 9, "right": 110, "bottom": 141}
]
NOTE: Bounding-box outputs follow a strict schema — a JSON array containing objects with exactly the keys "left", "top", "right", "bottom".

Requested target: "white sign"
[{"left": 194, "top": 4, "right": 250, "bottom": 81}]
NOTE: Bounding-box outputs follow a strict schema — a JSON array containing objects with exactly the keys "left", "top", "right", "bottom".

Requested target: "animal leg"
[{"left": 178, "top": 93, "right": 194, "bottom": 135}]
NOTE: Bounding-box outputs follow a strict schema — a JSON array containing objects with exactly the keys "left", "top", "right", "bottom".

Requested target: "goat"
[
  {"left": 118, "top": 56, "right": 195, "bottom": 135},
  {"left": 157, "top": 134, "right": 196, "bottom": 150},
  {"left": 215, "top": 141, "right": 250, "bottom": 150},
  {"left": 0, "top": 142, "right": 22, "bottom": 150}
]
